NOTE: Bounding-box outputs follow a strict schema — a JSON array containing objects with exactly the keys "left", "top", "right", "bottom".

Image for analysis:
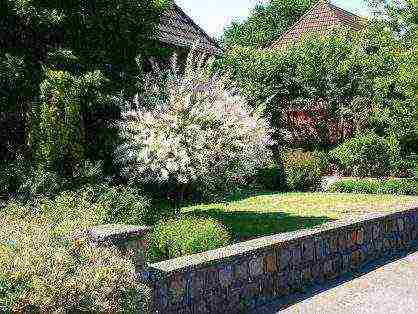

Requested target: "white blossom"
[{"left": 115, "top": 45, "right": 274, "bottom": 196}]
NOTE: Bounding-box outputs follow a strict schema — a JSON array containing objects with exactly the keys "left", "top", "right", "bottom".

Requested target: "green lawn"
[{"left": 182, "top": 193, "right": 418, "bottom": 242}]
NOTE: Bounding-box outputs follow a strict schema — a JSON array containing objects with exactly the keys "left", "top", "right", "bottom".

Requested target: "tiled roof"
[
  {"left": 271, "top": 0, "right": 364, "bottom": 49},
  {"left": 154, "top": 4, "right": 222, "bottom": 56}
]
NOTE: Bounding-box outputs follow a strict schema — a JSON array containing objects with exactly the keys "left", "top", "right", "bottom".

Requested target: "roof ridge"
[
  {"left": 270, "top": 0, "right": 363, "bottom": 48},
  {"left": 268, "top": 1, "right": 323, "bottom": 48},
  {"left": 326, "top": 2, "right": 362, "bottom": 20}
]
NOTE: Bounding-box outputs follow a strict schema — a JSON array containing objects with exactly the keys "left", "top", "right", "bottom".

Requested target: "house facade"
[
  {"left": 271, "top": 0, "right": 365, "bottom": 50},
  {"left": 270, "top": 1, "right": 365, "bottom": 148}
]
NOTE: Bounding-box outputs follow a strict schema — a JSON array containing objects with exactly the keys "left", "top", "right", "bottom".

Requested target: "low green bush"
[
  {"left": 253, "top": 159, "right": 286, "bottom": 191},
  {"left": 391, "top": 155, "right": 417, "bottom": 178},
  {"left": 327, "top": 178, "right": 417, "bottom": 195},
  {"left": 0, "top": 206, "right": 149, "bottom": 312},
  {"left": 281, "top": 149, "right": 327, "bottom": 192},
  {"left": 147, "top": 217, "right": 231, "bottom": 263},
  {"left": 330, "top": 132, "right": 392, "bottom": 177}
]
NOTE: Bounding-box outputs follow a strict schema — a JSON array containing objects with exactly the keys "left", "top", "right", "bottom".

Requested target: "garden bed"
[{"left": 182, "top": 192, "right": 418, "bottom": 242}]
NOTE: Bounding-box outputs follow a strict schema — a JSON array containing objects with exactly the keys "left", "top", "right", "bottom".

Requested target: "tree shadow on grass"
[{"left": 186, "top": 208, "right": 335, "bottom": 242}]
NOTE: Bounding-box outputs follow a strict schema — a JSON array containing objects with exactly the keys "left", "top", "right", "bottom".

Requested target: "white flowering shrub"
[{"left": 115, "top": 47, "right": 273, "bottom": 198}]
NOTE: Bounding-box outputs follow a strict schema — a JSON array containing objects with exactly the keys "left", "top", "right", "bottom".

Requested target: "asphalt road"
[{"left": 253, "top": 250, "right": 418, "bottom": 314}]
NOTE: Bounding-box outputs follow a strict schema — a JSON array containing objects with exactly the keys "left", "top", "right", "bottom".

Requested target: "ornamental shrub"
[
  {"left": 147, "top": 217, "right": 231, "bottom": 263},
  {"left": 330, "top": 132, "right": 392, "bottom": 177},
  {"left": 0, "top": 213, "right": 148, "bottom": 313},
  {"left": 281, "top": 149, "right": 327, "bottom": 192},
  {"left": 253, "top": 158, "right": 286, "bottom": 191},
  {"left": 327, "top": 178, "right": 417, "bottom": 195},
  {"left": 115, "top": 46, "right": 274, "bottom": 200}
]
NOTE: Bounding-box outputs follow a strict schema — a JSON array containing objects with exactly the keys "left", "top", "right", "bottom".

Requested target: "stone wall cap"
[{"left": 89, "top": 224, "right": 152, "bottom": 242}]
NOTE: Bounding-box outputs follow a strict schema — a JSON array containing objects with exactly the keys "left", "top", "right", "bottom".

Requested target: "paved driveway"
[{"left": 254, "top": 250, "right": 418, "bottom": 314}]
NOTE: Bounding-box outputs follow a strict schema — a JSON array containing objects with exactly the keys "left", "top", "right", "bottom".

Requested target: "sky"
[{"left": 175, "top": 0, "right": 371, "bottom": 38}]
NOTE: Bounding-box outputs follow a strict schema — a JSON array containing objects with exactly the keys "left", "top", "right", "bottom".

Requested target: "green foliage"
[
  {"left": 391, "top": 155, "right": 417, "bottom": 178},
  {"left": 221, "top": 0, "right": 315, "bottom": 48},
  {"left": 28, "top": 68, "right": 106, "bottom": 173},
  {"left": 221, "top": 22, "right": 417, "bottom": 153},
  {"left": 147, "top": 217, "right": 231, "bottom": 262},
  {"left": 327, "top": 178, "right": 417, "bottom": 195},
  {"left": 330, "top": 132, "right": 393, "bottom": 177},
  {"left": 1, "top": 0, "right": 170, "bottom": 108},
  {"left": 0, "top": 157, "right": 104, "bottom": 204},
  {"left": 0, "top": 212, "right": 147, "bottom": 312},
  {"left": 282, "top": 149, "right": 327, "bottom": 191},
  {"left": 253, "top": 158, "right": 286, "bottom": 191},
  {"left": 81, "top": 184, "right": 153, "bottom": 225},
  {"left": 1, "top": 0, "right": 171, "bottom": 172}
]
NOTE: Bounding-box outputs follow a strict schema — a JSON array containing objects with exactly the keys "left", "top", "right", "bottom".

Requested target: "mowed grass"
[{"left": 182, "top": 193, "right": 418, "bottom": 242}]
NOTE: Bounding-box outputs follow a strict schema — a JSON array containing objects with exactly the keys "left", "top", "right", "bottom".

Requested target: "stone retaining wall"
[{"left": 146, "top": 207, "right": 418, "bottom": 314}]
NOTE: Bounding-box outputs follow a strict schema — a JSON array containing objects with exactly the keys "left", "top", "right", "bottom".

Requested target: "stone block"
[
  {"left": 351, "top": 250, "right": 362, "bottom": 268},
  {"left": 373, "top": 224, "right": 382, "bottom": 240},
  {"left": 205, "top": 288, "right": 224, "bottom": 312},
  {"left": 176, "top": 306, "right": 193, "bottom": 314},
  {"left": 311, "top": 263, "right": 324, "bottom": 283},
  {"left": 277, "top": 271, "right": 289, "bottom": 288},
  {"left": 329, "top": 235, "right": 339, "bottom": 254},
  {"left": 277, "top": 271, "right": 290, "bottom": 295},
  {"left": 363, "top": 225, "right": 373, "bottom": 244},
  {"left": 342, "top": 253, "right": 351, "bottom": 272},
  {"left": 302, "top": 266, "right": 312, "bottom": 284},
  {"left": 264, "top": 253, "right": 278, "bottom": 273},
  {"left": 315, "top": 237, "right": 327, "bottom": 260},
  {"left": 249, "top": 257, "right": 264, "bottom": 278},
  {"left": 193, "top": 299, "right": 210, "bottom": 314},
  {"left": 169, "top": 274, "right": 187, "bottom": 305},
  {"left": 227, "top": 288, "right": 241, "bottom": 308},
  {"left": 290, "top": 243, "right": 302, "bottom": 265},
  {"left": 278, "top": 248, "right": 291, "bottom": 270},
  {"left": 397, "top": 218, "right": 405, "bottom": 232},
  {"left": 338, "top": 233, "right": 348, "bottom": 252},
  {"left": 350, "top": 230, "right": 358, "bottom": 246},
  {"left": 154, "top": 282, "right": 169, "bottom": 310},
  {"left": 219, "top": 265, "right": 234, "bottom": 288},
  {"left": 346, "top": 231, "right": 354, "bottom": 248},
  {"left": 206, "top": 268, "right": 219, "bottom": 289},
  {"left": 189, "top": 271, "right": 205, "bottom": 300},
  {"left": 323, "top": 259, "right": 333, "bottom": 277},
  {"left": 383, "top": 237, "right": 393, "bottom": 252},
  {"left": 288, "top": 269, "right": 302, "bottom": 290},
  {"left": 357, "top": 228, "right": 364, "bottom": 245},
  {"left": 411, "top": 228, "right": 417, "bottom": 241},
  {"left": 235, "top": 261, "right": 249, "bottom": 282},
  {"left": 260, "top": 273, "right": 277, "bottom": 298},
  {"left": 384, "top": 219, "right": 393, "bottom": 234},
  {"left": 241, "top": 281, "right": 260, "bottom": 302},
  {"left": 302, "top": 240, "right": 315, "bottom": 262}
]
